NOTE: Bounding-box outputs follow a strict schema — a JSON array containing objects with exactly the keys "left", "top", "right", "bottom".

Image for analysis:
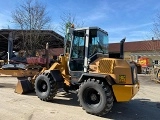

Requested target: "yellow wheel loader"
[{"left": 34, "top": 26, "right": 140, "bottom": 116}]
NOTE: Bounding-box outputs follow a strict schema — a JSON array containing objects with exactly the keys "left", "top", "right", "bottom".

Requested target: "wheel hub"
[
  {"left": 84, "top": 88, "right": 100, "bottom": 105},
  {"left": 42, "top": 84, "right": 47, "bottom": 90},
  {"left": 90, "top": 93, "right": 98, "bottom": 101},
  {"left": 38, "top": 80, "right": 48, "bottom": 92}
]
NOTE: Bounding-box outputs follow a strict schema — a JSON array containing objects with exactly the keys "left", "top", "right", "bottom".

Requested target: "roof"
[
  {"left": 75, "top": 27, "right": 108, "bottom": 34},
  {"left": 0, "top": 29, "right": 64, "bottom": 51},
  {"left": 108, "top": 40, "right": 160, "bottom": 53}
]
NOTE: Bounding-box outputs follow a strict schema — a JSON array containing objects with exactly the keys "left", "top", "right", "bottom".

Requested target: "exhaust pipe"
[{"left": 120, "top": 37, "right": 126, "bottom": 59}]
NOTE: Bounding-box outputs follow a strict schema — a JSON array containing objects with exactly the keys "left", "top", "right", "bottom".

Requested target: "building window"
[
  {"left": 155, "top": 60, "right": 158, "bottom": 64},
  {"left": 131, "top": 56, "right": 134, "bottom": 61},
  {"left": 138, "top": 56, "right": 141, "bottom": 59},
  {"left": 134, "top": 55, "right": 138, "bottom": 62}
]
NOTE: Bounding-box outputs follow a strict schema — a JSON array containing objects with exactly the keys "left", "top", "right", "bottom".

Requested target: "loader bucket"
[{"left": 15, "top": 77, "right": 34, "bottom": 94}]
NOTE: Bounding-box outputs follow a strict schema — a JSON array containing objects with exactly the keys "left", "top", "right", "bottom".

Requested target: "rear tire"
[
  {"left": 35, "top": 73, "right": 57, "bottom": 101},
  {"left": 78, "top": 78, "right": 114, "bottom": 116}
]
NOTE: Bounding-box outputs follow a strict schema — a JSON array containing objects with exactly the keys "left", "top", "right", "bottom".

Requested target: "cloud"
[
  {"left": 108, "top": 29, "right": 153, "bottom": 43},
  {"left": 108, "top": 22, "right": 153, "bottom": 33},
  {"left": 129, "top": 30, "right": 150, "bottom": 37},
  {"left": 82, "top": 1, "right": 114, "bottom": 22},
  {"left": 111, "top": 0, "right": 147, "bottom": 13},
  {"left": 128, "top": 30, "right": 154, "bottom": 40},
  {"left": 107, "top": 22, "right": 154, "bottom": 43},
  {"left": 85, "top": 12, "right": 107, "bottom": 21}
]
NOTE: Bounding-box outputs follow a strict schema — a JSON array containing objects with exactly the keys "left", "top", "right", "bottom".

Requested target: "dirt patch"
[{"left": 0, "top": 75, "right": 159, "bottom": 120}]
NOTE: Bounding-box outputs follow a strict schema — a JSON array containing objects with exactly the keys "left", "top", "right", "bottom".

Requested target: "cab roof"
[{"left": 74, "top": 27, "right": 108, "bottom": 34}]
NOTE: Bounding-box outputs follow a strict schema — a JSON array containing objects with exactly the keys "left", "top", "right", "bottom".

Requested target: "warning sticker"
[{"left": 119, "top": 75, "right": 126, "bottom": 83}]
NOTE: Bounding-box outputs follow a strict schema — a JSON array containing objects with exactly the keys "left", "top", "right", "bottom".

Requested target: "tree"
[
  {"left": 58, "top": 12, "right": 84, "bottom": 54},
  {"left": 153, "top": 12, "right": 160, "bottom": 40},
  {"left": 12, "top": 0, "right": 51, "bottom": 56},
  {"left": 59, "top": 12, "right": 84, "bottom": 36}
]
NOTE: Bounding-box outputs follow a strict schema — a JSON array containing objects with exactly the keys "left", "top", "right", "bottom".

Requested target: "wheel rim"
[
  {"left": 37, "top": 79, "right": 48, "bottom": 92},
  {"left": 83, "top": 88, "right": 100, "bottom": 107}
]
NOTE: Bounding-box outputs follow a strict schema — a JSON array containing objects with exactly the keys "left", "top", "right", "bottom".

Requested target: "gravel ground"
[{"left": 0, "top": 75, "right": 159, "bottom": 120}]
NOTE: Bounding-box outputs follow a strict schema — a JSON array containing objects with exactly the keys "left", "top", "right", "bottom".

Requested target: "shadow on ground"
[
  {"left": 103, "top": 98, "right": 160, "bottom": 120},
  {"left": 24, "top": 89, "right": 160, "bottom": 120},
  {"left": 51, "top": 94, "right": 160, "bottom": 120},
  {"left": 0, "top": 83, "right": 16, "bottom": 89},
  {"left": 51, "top": 91, "right": 79, "bottom": 106},
  {"left": 25, "top": 90, "right": 79, "bottom": 106}
]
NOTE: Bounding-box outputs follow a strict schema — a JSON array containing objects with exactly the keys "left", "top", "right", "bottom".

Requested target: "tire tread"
[{"left": 78, "top": 78, "right": 114, "bottom": 116}]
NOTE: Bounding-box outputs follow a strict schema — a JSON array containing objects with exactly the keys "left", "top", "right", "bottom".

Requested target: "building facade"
[
  {"left": 0, "top": 29, "right": 64, "bottom": 59},
  {"left": 109, "top": 40, "right": 160, "bottom": 66}
]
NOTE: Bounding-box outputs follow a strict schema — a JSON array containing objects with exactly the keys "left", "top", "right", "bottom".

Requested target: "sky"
[{"left": 0, "top": 0, "right": 160, "bottom": 43}]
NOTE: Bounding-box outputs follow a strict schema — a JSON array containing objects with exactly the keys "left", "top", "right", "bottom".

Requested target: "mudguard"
[
  {"left": 50, "top": 69, "right": 64, "bottom": 82},
  {"left": 78, "top": 73, "right": 115, "bottom": 85}
]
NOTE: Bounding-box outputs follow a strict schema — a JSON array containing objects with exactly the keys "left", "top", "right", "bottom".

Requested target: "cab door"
[{"left": 68, "top": 31, "right": 85, "bottom": 83}]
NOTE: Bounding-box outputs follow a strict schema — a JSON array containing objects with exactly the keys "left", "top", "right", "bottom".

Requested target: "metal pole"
[
  {"left": 46, "top": 42, "right": 49, "bottom": 69},
  {"left": 8, "top": 32, "right": 13, "bottom": 64}
]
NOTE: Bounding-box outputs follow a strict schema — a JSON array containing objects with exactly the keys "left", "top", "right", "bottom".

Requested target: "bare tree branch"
[
  {"left": 153, "top": 11, "right": 160, "bottom": 40},
  {"left": 59, "top": 12, "right": 84, "bottom": 36},
  {"left": 12, "top": 0, "right": 51, "bottom": 56}
]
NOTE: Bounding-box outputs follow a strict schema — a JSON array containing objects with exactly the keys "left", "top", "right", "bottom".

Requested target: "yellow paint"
[
  {"left": 49, "top": 62, "right": 60, "bottom": 70},
  {"left": 112, "top": 83, "right": 140, "bottom": 102},
  {"left": 48, "top": 55, "right": 71, "bottom": 86},
  {"left": 90, "top": 57, "right": 136, "bottom": 85}
]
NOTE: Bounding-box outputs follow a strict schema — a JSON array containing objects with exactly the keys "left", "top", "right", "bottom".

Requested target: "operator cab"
[{"left": 66, "top": 27, "right": 109, "bottom": 82}]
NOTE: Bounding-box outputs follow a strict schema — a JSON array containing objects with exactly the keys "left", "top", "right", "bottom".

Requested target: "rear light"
[{"left": 131, "top": 65, "right": 138, "bottom": 84}]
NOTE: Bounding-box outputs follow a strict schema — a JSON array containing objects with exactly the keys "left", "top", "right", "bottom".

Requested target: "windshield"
[
  {"left": 70, "top": 28, "right": 109, "bottom": 59},
  {"left": 89, "top": 29, "right": 108, "bottom": 56}
]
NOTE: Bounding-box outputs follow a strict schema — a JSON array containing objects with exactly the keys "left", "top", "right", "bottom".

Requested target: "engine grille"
[{"left": 98, "top": 59, "right": 114, "bottom": 74}]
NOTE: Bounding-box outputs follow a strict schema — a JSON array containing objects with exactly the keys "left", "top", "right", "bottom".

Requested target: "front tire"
[
  {"left": 35, "top": 73, "right": 57, "bottom": 101},
  {"left": 78, "top": 78, "right": 114, "bottom": 116}
]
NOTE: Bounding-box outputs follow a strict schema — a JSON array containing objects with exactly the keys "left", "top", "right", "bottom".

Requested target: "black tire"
[
  {"left": 78, "top": 78, "right": 114, "bottom": 116},
  {"left": 35, "top": 73, "right": 57, "bottom": 101}
]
